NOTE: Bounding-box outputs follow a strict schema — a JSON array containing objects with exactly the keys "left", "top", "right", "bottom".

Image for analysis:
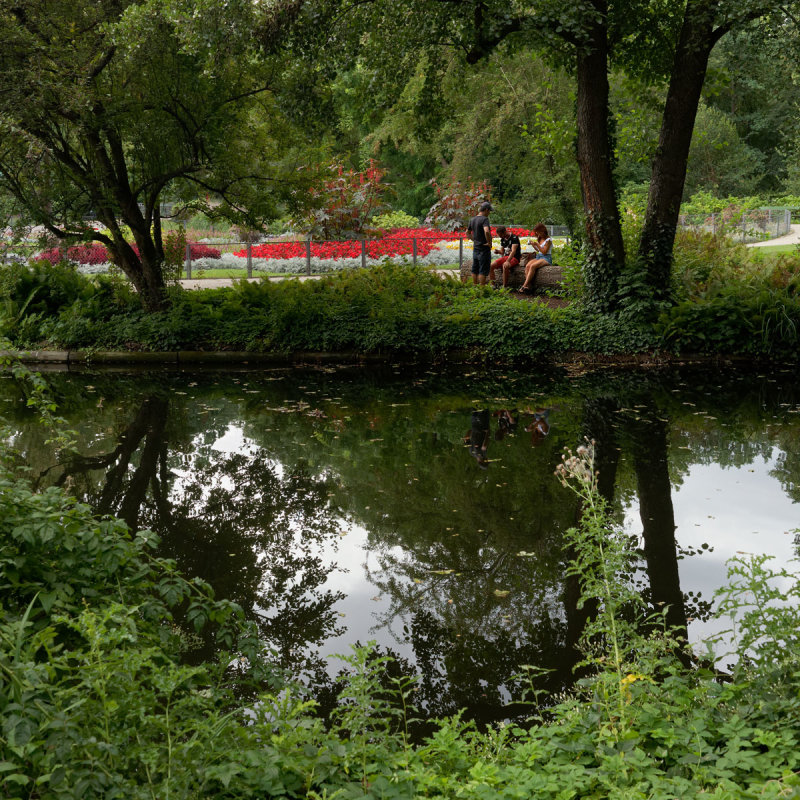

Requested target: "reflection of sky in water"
[
  {"left": 625, "top": 452, "right": 798, "bottom": 656},
  {"left": 201, "top": 421, "right": 408, "bottom": 665},
  {"left": 203, "top": 408, "right": 799, "bottom": 666}
]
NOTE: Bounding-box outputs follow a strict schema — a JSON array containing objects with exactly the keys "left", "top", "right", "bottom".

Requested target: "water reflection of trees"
[
  {"left": 8, "top": 366, "right": 800, "bottom": 724},
  {"left": 30, "top": 389, "right": 345, "bottom": 673}
]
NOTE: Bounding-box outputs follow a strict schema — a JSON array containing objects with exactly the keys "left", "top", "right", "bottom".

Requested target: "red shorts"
[{"left": 491, "top": 255, "right": 520, "bottom": 269}]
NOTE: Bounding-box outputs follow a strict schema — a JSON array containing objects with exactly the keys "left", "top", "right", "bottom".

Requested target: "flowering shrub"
[
  {"left": 425, "top": 178, "right": 493, "bottom": 231},
  {"left": 39, "top": 244, "right": 110, "bottom": 265}
]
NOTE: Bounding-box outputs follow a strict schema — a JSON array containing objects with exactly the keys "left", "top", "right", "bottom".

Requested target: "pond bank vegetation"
[{"left": 2, "top": 230, "right": 800, "bottom": 361}]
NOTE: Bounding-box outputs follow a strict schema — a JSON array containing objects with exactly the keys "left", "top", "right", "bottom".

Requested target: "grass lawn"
[{"left": 749, "top": 243, "right": 800, "bottom": 254}]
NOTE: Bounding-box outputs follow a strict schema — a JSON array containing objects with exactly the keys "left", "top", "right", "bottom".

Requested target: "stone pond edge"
[{"left": 0, "top": 348, "right": 779, "bottom": 370}]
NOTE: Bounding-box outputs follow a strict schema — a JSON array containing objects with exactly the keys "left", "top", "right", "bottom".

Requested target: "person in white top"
[{"left": 519, "top": 223, "right": 553, "bottom": 294}]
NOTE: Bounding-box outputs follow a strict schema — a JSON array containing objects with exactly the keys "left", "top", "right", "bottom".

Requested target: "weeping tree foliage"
[{"left": 0, "top": 0, "right": 314, "bottom": 311}]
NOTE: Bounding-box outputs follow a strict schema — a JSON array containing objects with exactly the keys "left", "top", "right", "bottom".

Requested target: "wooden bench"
[{"left": 459, "top": 258, "right": 564, "bottom": 291}]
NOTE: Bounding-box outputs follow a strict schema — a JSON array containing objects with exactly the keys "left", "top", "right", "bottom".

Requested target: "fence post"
[
  {"left": 787, "top": 208, "right": 792, "bottom": 234},
  {"left": 412, "top": 237, "right": 417, "bottom": 267},
  {"left": 305, "top": 236, "right": 311, "bottom": 276},
  {"left": 361, "top": 239, "right": 367, "bottom": 270},
  {"left": 459, "top": 238, "right": 463, "bottom": 270},
  {"left": 711, "top": 212, "right": 716, "bottom": 236},
  {"left": 246, "top": 242, "right": 252, "bottom": 279},
  {"left": 185, "top": 242, "right": 191, "bottom": 279},
  {"left": 767, "top": 208, "right": 772, "bottom": 236}
]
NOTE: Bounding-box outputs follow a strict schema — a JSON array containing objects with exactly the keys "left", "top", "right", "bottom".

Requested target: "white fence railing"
[{"left": 676, "top": 208, "right": 792, "bottom": 243}]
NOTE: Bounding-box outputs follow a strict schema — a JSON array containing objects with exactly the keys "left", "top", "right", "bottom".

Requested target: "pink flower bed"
[
  {"left": 39, "top": 242, "right": 222, "bottom": 265},
  {"left": 235, "top": 227, "right": 536, "bottom": 261}
]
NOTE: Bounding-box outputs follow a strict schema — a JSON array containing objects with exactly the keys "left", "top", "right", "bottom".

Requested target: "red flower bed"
[
  {"left": 39, "top": 242, "right": 222, "bottom": 265},
  {"left": 39, "top": 244, "right": 110, "bottom": 265},
  {"left": 235, "top": 227, "right": 536, "bottom": 261}
]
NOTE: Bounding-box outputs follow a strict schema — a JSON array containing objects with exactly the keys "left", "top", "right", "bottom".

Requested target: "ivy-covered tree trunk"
[
  {"left": 575, "top": 2, "right": 626, "bottom": 313},
  {"left": 637, "top": 0, "right": 719, "bottom": 301}
]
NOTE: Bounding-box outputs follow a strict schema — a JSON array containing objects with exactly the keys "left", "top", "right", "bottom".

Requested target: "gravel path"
[{"left": 746, "top": 223, "right": 800, "bottom": 248}]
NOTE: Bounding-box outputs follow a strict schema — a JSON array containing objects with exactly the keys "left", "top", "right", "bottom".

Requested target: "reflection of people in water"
[
  {"left": 464, "top": 409, "right": 490, "bottom": 469},
  {"left": 493, "top": 409, "right": 519, "bottom": 441},
  {"left": 526, "top": 409, "right": 550, "bottom": 446}
]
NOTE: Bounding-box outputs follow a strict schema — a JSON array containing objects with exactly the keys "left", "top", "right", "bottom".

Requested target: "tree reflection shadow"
[{"left": 48, "top": 393, "right": 346, "bottom": 674}]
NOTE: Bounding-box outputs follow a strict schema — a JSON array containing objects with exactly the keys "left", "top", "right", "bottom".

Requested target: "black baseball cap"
[{"left": 480, "top": 201, "right": 493, "bottom": 212}]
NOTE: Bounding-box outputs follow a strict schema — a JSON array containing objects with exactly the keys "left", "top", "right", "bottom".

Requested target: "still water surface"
[{"left": 4, "top": 365, "right": 799, "bottom": 725}]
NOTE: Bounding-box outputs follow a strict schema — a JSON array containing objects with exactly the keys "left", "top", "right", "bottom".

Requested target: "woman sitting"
[{"left": 519, "top": 224, "right": 553, "bottom": 294}]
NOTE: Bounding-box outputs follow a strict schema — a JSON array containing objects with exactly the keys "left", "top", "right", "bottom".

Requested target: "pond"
[{"left": 3, "top": 364, "right": 799, "bottom": 727}]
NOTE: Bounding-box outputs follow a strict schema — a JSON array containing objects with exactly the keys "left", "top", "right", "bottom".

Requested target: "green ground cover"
[{"left": 750, "top": 243, "right": 800, "bottom": 255}]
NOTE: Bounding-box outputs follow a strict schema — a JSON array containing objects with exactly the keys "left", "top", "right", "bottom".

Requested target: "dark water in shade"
[{"left": 3, "top": 364, "right": 800, "bottom": 727}]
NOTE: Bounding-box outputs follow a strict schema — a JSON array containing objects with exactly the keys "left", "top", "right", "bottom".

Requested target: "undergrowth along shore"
[
  {"left": 3, "top": 260, "right": 800, "bottom": 358},
  {"left": 2, "top": 402, "right": 800, "bottom": 798}
]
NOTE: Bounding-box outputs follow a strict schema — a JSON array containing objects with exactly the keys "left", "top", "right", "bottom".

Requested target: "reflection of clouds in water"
[
  {"left": 314, "top": 520, "right": 418, "bottom": 664},
  {"left": 626, "top": 456, "right": 798, "bottom": 653},
  {"left": 171, "top": 423, "right": 281, "bottom": 503}
]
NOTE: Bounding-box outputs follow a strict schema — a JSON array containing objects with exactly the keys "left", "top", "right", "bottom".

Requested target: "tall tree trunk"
[
  {"left": 637, "top": 0, "right": 719, "bottom": 301},
  {"left": 98, "top": 211, "right": 168, "bottom": 312},
  {"left": 575, "top": 1, "right": 626, "bottom": 313}
]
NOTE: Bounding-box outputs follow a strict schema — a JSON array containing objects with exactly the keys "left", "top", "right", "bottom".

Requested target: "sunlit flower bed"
[{"left": 227, "top": 226, "right": 556, "bottom": 274}]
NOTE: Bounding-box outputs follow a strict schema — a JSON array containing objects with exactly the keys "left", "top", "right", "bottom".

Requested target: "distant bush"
[
  {"left": 38, "top": 243, "right": 110, "bottom": 265},
  {"left": 370, "top": 210, "right": 420, "bottom": 229}
]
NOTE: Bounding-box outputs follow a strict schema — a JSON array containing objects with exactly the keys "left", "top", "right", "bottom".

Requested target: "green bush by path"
[
  {"left": 0, "top": 262, "right": 658, "bottom": 357},
  {"left": 0, "top": 262, "right": 657, "bottom": 357},
  {"left": 7, "top": 255, "right": 800, "bottom": 357}
]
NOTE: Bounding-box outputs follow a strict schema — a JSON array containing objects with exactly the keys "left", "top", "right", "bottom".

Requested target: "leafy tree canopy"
[{"left": 0, "top": 0, "right": 318, "bottom": 309}]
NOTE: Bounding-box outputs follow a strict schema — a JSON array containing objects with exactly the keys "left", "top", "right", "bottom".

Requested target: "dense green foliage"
[
  {"left": 3, "top": 433, "right": 800, "bottom": 797},
  {"left": 0, "top": 262, "right": 658, "bottom": 357},
  {"left": 6, "top": 239, "right": 800, "bottom": 357}
]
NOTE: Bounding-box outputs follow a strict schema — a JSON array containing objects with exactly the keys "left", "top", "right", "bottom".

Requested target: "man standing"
[{"left": 466, "top": 201, "right": 493, "bottom": 285}]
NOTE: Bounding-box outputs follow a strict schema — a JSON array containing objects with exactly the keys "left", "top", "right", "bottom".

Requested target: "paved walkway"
[{"left": 746, "top": 223, "right": 800, "bottom": 248}]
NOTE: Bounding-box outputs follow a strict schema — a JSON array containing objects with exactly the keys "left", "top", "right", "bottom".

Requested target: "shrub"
[
  {"left": 292, "top": 160, "right": 393, "bottom": 240},
  {"left": 38, "top": 243, "right": 110, "bottom": 265},
  {"left": 37, "top": 240, "right": 221, "bottom": 269},
  {"left": 425, "top": 177, "right": 493, "bottom": 231},
  {"left": 370, "top": 210, "right": 420, "bottom": 229}
]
